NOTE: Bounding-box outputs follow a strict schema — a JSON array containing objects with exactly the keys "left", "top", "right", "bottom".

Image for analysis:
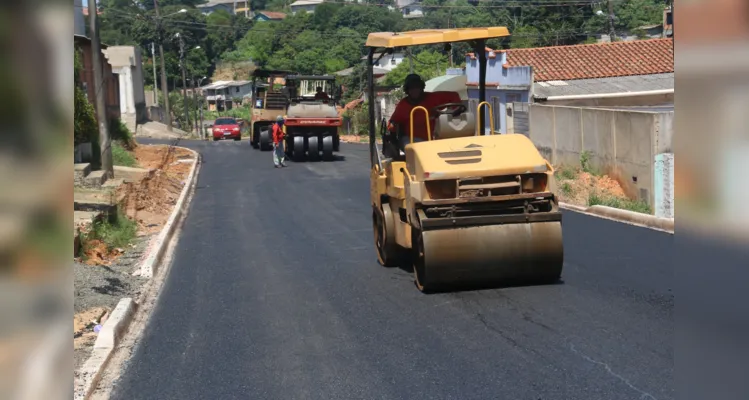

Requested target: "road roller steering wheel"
[{"left": 432, "top": 102, "right": 467, "bottom": 117}]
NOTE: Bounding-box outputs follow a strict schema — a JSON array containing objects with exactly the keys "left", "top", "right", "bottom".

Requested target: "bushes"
[
  {"left": 109, "top": 118, "right": 137, "bottom": 150},
  {"left": 112, "top": 141, "right": 138, "bottom": 167},
  {"left": 80, "top": 210, "right": 138, "bottom": 260},
  {"left": 75, "top": 85, "right": 98, "bottom": 147},
  {"left": 588, "top": 192, "right": 653, "bottom": 214}
]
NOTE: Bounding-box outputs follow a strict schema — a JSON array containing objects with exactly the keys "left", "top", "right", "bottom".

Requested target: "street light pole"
[
  {"left": 194, "top": 76, "right": 206, "bottom": 138},
  {"left": 152, "top": 0, "right": 173, "bottom": 131},
  {"left": 151, "top": 42, "right": 158, "bottom": 106},
  {"left": 177, "top": 33, "right": 189, "bottom": 132},
  {"left": 607, "top": 0, "right": 617, "bottom": 42}
]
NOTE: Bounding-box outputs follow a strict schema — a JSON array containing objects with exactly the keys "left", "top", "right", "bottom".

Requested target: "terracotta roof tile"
[
  {"left": 257, "top": 11, "right": 286, "bottom": 19},
  {"left": 505, "top": 38, "right": 674, "bottom": 82}
]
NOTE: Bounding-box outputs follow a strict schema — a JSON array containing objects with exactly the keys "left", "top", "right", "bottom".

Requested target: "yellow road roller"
[{"left": 365, "top": 27, "right": 564, "bottom": 293}]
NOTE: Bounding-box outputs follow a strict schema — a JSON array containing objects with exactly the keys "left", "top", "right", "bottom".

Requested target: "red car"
[{"left": 211, "top": 117, "right": 242, "bottom": 141}]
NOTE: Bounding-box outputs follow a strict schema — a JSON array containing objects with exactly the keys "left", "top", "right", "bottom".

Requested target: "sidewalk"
[{"left": 134, "top": 121, "right": 189, "bottom": 139}]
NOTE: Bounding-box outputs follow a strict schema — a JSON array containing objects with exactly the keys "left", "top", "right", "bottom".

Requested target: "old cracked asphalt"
[{"left": 110, "top": 138, "right": 673, "bottom": 400}]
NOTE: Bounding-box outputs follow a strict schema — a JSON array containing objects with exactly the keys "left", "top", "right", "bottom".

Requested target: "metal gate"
[{"left": 512, "top": 102, "right": 530, "bottom": 136}]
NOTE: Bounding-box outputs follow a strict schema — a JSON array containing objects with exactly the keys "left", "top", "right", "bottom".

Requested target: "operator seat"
[{"left": 433, "top": 109, "right": 477, "bottom": 139}]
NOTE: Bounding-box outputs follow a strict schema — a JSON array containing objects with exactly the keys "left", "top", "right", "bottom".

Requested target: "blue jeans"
[{"left": 273, "top": 142, "right": 285, "bottom": 166}]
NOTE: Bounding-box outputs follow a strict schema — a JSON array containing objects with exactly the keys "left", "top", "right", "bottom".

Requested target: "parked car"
[{"left": 211, "top": 117, "right": 242, "bottom": 141}]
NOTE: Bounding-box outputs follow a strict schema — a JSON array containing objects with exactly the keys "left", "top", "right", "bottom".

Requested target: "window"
[
  {"left": 215, "top": 117, "right": 237, "bottom": 125},
  {"left": 506, "top": 93, "right": 521, "bottom": 104},
  {"left": 235, "top": 87, "right": 240, "bottom": 93}
]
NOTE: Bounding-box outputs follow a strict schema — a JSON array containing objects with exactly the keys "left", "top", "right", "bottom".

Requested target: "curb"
[
  {"left": 560, "top": 202, "right": 674, "bottom": 234},
  {"left": 74, "top": 298, "right": 137, "bottom": 400},
  {"left": 140, "top": 147, "right": 201, "bottom": 277},
  {"left": 73, "top": 145, "right": 201, "bottom": 400}
]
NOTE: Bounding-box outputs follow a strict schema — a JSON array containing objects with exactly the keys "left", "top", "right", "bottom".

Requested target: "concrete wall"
[
  {"left": 528, "top": 104, "right": 674, "bottom": 212},
  {"left": 539, "top": 92, "right": 674, "bottom": 108}
]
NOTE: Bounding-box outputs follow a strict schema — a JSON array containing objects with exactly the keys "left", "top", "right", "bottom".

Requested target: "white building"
[
  {"left": 290, "top": 0, "right": 324, "bottom": 14},
  {"left": 200, "top": 80, "right": 253, "bottom": 111},
  {"left": 103, "top": 46, "right": 148, "bottom": 131},
  {"left": 360, "top": 52, "right": 406, "bottom": 72},
  {"left": 397, "top": 0, "right": 424, "bottom": 18},
  {"left": 196, "top": 0, "right": 251, "bottom": 17}
]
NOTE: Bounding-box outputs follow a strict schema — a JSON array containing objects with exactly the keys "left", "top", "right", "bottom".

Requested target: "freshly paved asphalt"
[{"left": 111, "top": 137, "right": 674, "bottom": 400}]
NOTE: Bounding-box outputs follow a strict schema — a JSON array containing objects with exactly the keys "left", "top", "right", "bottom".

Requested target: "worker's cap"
[
  {"left": 403, "top": 73, "right": 425, "bottom": 91},
  {"left": 276, "top": 115, "right": 284, "bottom": 122}
]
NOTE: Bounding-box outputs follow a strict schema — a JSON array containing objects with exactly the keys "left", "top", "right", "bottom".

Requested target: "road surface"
[{"left": 110, "top": 138, "right": 673, "bottom": 400}]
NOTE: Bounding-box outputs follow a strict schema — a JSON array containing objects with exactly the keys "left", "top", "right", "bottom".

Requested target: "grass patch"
[
  {"left": 112, "top": 141, "right": 138, "bottom": 167},
  {"left": 555, "top": 165, "right": 579, "bottom": 181},
  {"left": 560, "top": 181, "right": 573, "bottom": 196},
  {"left": 80, "top": 210, "right": 137, "bottom": 259},
  {"left": 588, "top": 192, "right": 653, "bottom": 214}
]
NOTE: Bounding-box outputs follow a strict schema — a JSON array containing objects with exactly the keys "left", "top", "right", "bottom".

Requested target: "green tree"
[{"left": 383, "top": 50, "right": 448, "bottom": 86}]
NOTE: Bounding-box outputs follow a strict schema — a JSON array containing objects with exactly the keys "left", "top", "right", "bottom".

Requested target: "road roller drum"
[{"left": 412, "top": 221, "right": 563, "bottom": 292}]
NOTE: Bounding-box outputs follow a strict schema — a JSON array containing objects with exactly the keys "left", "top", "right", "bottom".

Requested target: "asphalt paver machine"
[{"left": 249, "top": 69, "right": 293, "bottom": 151}]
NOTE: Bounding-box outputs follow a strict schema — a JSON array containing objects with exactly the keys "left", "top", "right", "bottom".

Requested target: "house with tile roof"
[
  {"left": 463, "top": 38, "right": 674, "bottom": 133},
  {"left": 253, "top": 11, "right": 286, "bottom": 21}
]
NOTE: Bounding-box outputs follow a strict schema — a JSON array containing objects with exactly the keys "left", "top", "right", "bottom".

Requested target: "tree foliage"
[
  {"left": 97, "top": 0, "right": 668, "bottom": 96},
  {"left": 74, "top": 49, "right": 98, "bottom": 146}
]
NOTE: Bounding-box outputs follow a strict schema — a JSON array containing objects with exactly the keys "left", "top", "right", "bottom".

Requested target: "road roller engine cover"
[{"left": 364, "top": 27, "right": 564, "bottom": 293}]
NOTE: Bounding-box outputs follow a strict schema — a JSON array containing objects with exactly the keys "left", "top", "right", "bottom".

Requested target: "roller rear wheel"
[
  {"left": 308, "top": 136, "right": 320, "bottom": 161},
  {"left": 322, "top": 135, "right": 334, "bottom": 161},
  {"left": 293, "top": 136, "right": 305, "bottom": 162}
]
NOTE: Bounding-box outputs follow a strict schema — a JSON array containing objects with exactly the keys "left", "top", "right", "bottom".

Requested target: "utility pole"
[
  {"left": 447, "top": 15, "right": 453, "bottom": 67},
  {"left": 607, "top": 0, "right": 617, "bottom": 42},
  {"left": 670, "top": 0, "right": 674, "bottom": 39},
  {"left": 151, "top": 42, "right": 158, "bottom": 106},
  {"left": 192, "top": 78, "right": 198, "bottom": 134},
  {"left": 153, "top": 0, "right": 173, "bottom": 131},
  {"left": 88, "top": 0, "right": 113, "bottom": 177},
  {"left": 177, "top": 33, "right": 190, "bottom": 132}
]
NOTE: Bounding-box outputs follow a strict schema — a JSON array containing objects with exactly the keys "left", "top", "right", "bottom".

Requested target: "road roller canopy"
[{"left": 365, "top": 27, "right": 510, "bottom": 49}]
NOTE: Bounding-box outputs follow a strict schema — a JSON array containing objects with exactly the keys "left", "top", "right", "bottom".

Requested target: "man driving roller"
[{"left": 388, "top": 73, "right": 462, "bottom": 149}]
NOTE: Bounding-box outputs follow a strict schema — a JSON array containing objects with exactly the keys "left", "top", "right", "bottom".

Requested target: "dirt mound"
[
  {"left": 557, "top": 170, "right": 626, "bottom": 206},
  {"left": 120, "top": 145, "right": 194, "bottom": 236}
]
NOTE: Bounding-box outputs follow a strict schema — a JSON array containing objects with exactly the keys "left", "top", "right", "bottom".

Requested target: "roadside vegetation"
[
  {"left": 554, "top": 151, "right": 653, "bottom": 214},
  {"left": 79, "top": 210, "right": 138, "bottom": 265},
  {"left": 94, "top": 0, "right": 666, "bottom": 108}
]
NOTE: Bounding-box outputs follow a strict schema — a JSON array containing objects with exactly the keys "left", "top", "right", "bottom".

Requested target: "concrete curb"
[
  {"left": 140, "top": 147, "right": 201, "bottom": 277},
  {"left": 74, "top": 298, "right": 137, "bottom": 400},
  {"left": 73, "top": 145, "right": 201, "bottom": 400},
  {"left": 560, "top": 202, "right": 674, "bottom": 234}
]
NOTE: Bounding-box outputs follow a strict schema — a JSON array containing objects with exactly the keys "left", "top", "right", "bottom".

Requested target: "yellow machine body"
[{"left": 366, "top": 27, "right": 563, "bottom": 293}]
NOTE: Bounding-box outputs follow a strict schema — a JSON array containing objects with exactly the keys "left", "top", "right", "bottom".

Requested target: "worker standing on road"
[
  {"left": 272, "top": 115, "right": 287, "bottom": 168},
  {"left": 388, "top": 74, "right": 462, "bottom": 149}
]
